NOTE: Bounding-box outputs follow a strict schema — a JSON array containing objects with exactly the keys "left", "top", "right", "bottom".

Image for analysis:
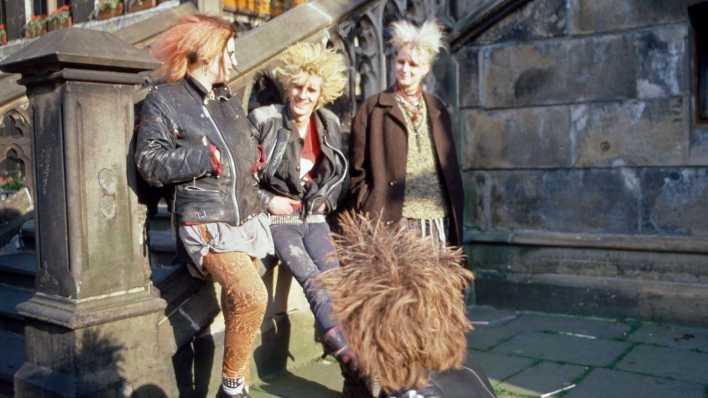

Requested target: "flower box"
[
  {"left": 48, "top": 5, "right": 73, "bottom": 31},
  {"left": 0, "top": 24, "right": 7, "bottom": 45},
  {"left": 128, "top": 0, "right": 156, "bottom": 13},
  {"left": 96, "top": 0, "right": 124, "bottom": 20},
  {"left": 25, "top": 15, "right": 48, "bottom": 39}
]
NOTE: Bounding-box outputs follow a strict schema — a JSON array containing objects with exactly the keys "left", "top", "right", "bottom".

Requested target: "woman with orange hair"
[{"left": 135, "top": 15, "right": 271, "bottom": 398}]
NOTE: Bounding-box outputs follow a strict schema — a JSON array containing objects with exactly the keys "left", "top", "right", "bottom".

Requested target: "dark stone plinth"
[{"left": 0, "top": 25, "right": 166, "bottom": 398}]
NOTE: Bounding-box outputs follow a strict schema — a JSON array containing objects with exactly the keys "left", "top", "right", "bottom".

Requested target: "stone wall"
[{"left": 455, "top": 0, "right": 708, "bottom": 324}]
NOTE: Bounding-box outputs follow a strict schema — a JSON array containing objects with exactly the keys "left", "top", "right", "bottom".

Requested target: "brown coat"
[{"left": 348, "top": 88, "right": 465, "bottom": 246}]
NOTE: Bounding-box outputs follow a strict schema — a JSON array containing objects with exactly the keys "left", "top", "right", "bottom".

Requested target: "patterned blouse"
[{"left": 395, "top": 95, "right": 448, "bottom": 220}]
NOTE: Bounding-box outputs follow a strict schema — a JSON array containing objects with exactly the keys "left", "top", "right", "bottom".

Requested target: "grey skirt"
[{"left": 178, "top": 213, "right": 275, "bottom": 279}]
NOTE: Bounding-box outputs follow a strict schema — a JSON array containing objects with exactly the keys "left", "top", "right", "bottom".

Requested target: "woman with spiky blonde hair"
[
  {"left": 249, "top": 41, "right": 358, "bottom": 390},
  {"left": 349, "top": 20, "right": 464, "bottom": 248}
]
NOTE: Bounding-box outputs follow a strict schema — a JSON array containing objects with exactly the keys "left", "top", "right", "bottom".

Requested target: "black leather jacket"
[
  {"left": 248, "top": 104, "right": 348, "bottom": 216},
  {"left": 135, "top": 77, "right": 262, "bottom": 225}
]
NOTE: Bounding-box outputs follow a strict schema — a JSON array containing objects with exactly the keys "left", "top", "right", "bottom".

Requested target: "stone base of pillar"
[{"left": 14, "top": 297, "right": 173, "bottom": 398}]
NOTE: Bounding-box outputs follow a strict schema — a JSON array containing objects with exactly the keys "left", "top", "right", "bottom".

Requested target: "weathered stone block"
[
  {"left": 480, "top": 26, "right": 687, "bottom": 108},
  {"left": 569, "top": 0, "right": 693, "bottom": 34},
  {"left": 462, "top": 171, "right": 490, "bottom": 230},
  {"left": 571, "top": 98, "right": 688, "bottom": 167},
  {"left": 485, "top": 170, "right": 641, "bottom": 234},
  {"left": 481, "top": 35, "right": 637, "bottom": 108},
  {"left": 636, "top": 27, "right": 689, "bottom": 99},
  {"left": 475, "top": 0, "right": 567, "bottom": 44},
  {"left": 469, "top": 244, "right": 708, "bottom": 284},
  {"left": 457, "top": 47, "right": 480, "bottom": 108},
  {"left": 476, "top": 272, "right": 642, "bottom": 319},
  {"left": 463, "top": 106, "right": 572, "bottom": 169},
  {"left": 640, "top": 168, "right": 708, "bottom": 236},
  {"left": 639, "top": 281, "right": 708, "bottom": 325}
]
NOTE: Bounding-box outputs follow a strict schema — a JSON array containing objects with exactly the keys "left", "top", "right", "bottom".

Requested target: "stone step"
[
  {"left": 0, "top": 284, "right": 32, "bottom": 336},
  {"left": 476, "top": 272, "right": 708, "bottom": 326},
  {"left": 0, "top": 330, "right": 23, "bottom": 397},
  {"left": 0, "top": 252, "right": 36, "bottom": 289}
]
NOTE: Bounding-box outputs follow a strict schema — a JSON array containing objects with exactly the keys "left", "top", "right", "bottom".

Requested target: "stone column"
[{"left": 0, "top": 28, "right": 170, "bottom": 397}]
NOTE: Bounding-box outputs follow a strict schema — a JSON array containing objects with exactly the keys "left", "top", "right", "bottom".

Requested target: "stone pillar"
[{"left": 0, "top": 28, "right": 169, "bottom": 397}]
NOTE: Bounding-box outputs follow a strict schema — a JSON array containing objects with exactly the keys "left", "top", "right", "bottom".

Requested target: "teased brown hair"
[
  {"left": 316, "top": 212, "right": 474, "bottom": 394},
  {"left": 151, "top": 14, "right": 236, "bottom": 82}
]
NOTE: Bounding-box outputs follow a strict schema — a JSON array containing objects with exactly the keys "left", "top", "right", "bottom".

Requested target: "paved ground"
[{"left": 252, "top": 306, "right": 708, "bottom": 398}]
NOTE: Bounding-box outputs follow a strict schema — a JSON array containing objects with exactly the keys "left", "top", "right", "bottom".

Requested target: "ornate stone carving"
[{"left": 0, "top": 107, "right": 33, "bottom": 194}]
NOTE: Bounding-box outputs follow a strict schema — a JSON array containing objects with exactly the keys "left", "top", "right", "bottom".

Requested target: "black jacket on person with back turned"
[
  {"left": 248, "top": 104, "right": 348, "bottom": 216},
  {"left": 135, "top": 76, "right": 263, "bottom": 226}
]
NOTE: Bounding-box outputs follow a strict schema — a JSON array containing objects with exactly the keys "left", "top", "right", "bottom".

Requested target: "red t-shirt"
[{"left": 300, "top": 116, "right": 321, "bottom": 181}]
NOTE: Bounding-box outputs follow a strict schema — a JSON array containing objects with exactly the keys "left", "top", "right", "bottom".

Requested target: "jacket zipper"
[
  {"left": 202, "top": 105, "right": 240, "bottom": 225},
  {"left": 322, "top": 136, "right": 348, "bottom": 196},
  {"left": 309, "top": 135, "right": 347, "bottom": 215}
]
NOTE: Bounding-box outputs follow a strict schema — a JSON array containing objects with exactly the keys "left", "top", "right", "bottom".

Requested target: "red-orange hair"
[{"left": 151, "top": 14, "right": 236, "bottom": 82}]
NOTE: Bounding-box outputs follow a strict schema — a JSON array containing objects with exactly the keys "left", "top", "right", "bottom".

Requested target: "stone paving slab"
[
  {"left": 628, "top": 323, "right": 708, "bottom": 352},
  {"left": 494, "top": 332, "right": 630, "bottom": 366},
  {"left": 499, "top": 361, "right": 588, "bottom": 397},
  {"left": 615, "top": 344, "right": 708, "bottom": 384},
  {"left": 469, "top": 350, "right": 538, "bottom": 382},
  {"left": 253, "top": 359, "right": 342, "bottom": 398},
  {"left": 507, "top": 313, "right": 633, "bottom": 340},
  {"left": 469, "top": 305, "right": 519, "bottom": 327},
  {"left": 468, "top": 323, "right": 524, "bottom": 351},
  {"left": 565, "top": 368, "right": 705, "bottom": 398}
]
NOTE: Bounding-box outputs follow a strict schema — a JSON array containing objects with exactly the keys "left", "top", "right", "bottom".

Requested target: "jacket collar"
[
  {"left": 282, "top": 103, "right": 329, "bottom": 137},
  {"left": 185, "top": 75, "right": 210, "bottom": 98},
  {"left": 376, "top": 86, "right": 443, "bottom": 126}
]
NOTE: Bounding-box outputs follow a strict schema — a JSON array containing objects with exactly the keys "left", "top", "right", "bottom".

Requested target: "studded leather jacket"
[
  {"left": 248, "top": 104, "right": 348, "bottom": 216},
  {"left": 135, "top": 77, "right": 262, "bottom": 225}
]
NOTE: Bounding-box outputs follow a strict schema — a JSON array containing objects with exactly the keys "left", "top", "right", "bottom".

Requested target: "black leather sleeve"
[{"left": 135, "top": 91, "right": 213, "bottom": 188}]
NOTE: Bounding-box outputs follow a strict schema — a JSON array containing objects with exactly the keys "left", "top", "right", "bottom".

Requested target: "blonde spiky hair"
[
  {"left": 274, "top": 42, "right": 347, "bottom": 109},
  {"left": 316, "top": 212, "right": 474, "bottom": 394},
  {"left": 390, "top": 19, "right": 445, "bottom": 64}
]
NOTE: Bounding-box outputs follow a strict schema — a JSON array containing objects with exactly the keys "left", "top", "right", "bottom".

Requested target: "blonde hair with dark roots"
[
  {"left": 274, "top": 42, "right": 347, "bottom": 109},
  {"left": 390, "top": 19, "right": 445, "bottom": 65},
  {"left": 151, "top": 14, "right": 236, "bottom": 82},
  {"left": 316, "top": 212, "right": 474, "bottom": 394}
]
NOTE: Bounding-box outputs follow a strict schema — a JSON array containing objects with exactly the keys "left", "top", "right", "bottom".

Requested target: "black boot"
[{"left": 323, "top": 326, "right": 373, "bottom": 398}]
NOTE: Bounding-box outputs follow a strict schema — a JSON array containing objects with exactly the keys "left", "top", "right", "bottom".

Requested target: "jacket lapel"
[{"left": 378, "top": 90, "right": 407, "bottom": 132}]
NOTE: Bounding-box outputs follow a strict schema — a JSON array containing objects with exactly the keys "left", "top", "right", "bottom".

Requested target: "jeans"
[{"left": 270, "top": 222, "right": 339, "bottom": 331}]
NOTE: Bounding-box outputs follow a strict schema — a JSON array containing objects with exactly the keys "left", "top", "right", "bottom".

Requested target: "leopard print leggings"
[{"left": 202, "top": 249, "right": 268, "bottom": 380}]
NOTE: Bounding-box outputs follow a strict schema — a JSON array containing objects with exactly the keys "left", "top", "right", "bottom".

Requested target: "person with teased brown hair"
[{"left": 317, "top": 212, "right": 497, "bottom": 398}]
